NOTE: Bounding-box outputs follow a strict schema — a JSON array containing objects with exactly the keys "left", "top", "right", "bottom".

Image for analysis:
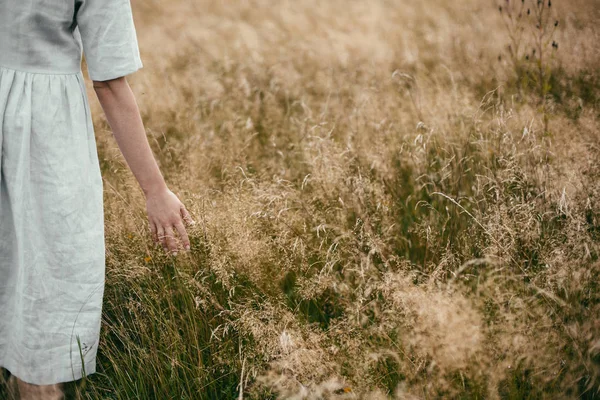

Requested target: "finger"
[
  {"left": 157, "top": 224, "right": 167, "bottom": 250},
  {"left": 174, "top": 220, "right": 190, "bottom": 251},
  {"left": 149, "top": 220, "right": 158, "bottom": 244},
  {"left": 180, "top": 205, "right": 196, "bottom": 226},
  {"left": 163, "top": 225, "right": 178, "bottom": 255}
]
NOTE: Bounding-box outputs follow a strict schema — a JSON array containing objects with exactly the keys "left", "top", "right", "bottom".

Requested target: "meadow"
[{"left": 20, "top": 0, "right": 600, "bottom": 398}]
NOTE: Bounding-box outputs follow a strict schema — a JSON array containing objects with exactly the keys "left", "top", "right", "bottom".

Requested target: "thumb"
[{"left": 180, "top": 205, "right": 196, "bottom": 225}]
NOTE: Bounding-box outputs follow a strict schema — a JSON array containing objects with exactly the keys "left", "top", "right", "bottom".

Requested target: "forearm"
[{"left": 93, "top": 77, "right": 166, "bottom": 196}]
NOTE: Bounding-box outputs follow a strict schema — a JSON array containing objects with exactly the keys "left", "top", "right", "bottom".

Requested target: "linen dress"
[{"left": 0, "top": 0, "right": 143, "bottom": 385}]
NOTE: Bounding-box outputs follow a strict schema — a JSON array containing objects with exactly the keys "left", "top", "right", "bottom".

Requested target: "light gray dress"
[{"left": 0, "top": 0, "right": 142, "bottom": 385}]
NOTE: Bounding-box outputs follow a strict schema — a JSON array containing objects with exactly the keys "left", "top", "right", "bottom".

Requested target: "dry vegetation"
[{"left": 45, "top": 0, "right": 600, "bottom": 398}]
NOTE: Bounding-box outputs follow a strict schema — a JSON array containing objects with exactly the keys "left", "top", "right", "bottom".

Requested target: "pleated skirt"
[{"left": 0, "top": 65, "right": 105, "bottom": 385}]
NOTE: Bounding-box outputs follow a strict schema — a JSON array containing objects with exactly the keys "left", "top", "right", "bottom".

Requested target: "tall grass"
[{"left": 2, "top": 0, "right": 598, "bottom": 398}]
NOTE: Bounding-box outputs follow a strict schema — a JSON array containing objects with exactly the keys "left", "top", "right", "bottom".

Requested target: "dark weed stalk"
[{"left": 498, "top": 0, "right": 560, "bottom": 133}]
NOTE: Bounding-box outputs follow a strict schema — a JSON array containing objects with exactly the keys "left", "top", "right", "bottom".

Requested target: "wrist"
[{"left": 142, "top": 180, "right": 168, "bottom": 197}]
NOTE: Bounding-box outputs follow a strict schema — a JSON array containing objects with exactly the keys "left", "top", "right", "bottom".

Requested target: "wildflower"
[{"left": 144, "top": 256, "right": 152, "bottom": 263}]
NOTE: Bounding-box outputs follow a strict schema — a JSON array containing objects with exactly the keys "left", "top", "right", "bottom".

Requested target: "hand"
[{"left": 145, "top": 187, "right": 195, "bottom": 255}]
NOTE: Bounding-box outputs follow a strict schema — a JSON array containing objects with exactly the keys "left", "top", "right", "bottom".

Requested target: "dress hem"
[{"left": 0, "top": 357, "right": 97, "bottom": 385}]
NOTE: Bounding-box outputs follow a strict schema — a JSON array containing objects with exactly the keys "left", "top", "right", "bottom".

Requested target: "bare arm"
[{"left": 93, "top": 76, "right": 194, "bottom": 255}]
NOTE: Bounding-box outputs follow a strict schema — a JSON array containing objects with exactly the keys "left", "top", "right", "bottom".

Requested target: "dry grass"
[{"left": 37, "top": 0, "right": 600, "bottom": 398}]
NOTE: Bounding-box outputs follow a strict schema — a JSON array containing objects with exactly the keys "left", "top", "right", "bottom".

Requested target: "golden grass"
[{"left": 62, "top": 0, "right": 600, "bottom": 398}]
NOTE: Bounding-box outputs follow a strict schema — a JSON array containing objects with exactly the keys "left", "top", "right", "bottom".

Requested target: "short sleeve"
[{"left": 75, "top": 0, "right": 143, "bottom": 81}]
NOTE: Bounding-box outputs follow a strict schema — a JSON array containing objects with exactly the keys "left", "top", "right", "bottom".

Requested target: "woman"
[{"left": 0, "top": 0, "right": 192, "bottom": 398}]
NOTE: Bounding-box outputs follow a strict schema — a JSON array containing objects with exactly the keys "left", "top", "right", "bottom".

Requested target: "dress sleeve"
[{"left": 75, "top": 0, "right": 143, "bottom": 81}]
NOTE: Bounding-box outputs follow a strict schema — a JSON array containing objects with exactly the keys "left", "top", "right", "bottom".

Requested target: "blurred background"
[{"left": 75, "top": 0, "right": 600, "bottom": 398}]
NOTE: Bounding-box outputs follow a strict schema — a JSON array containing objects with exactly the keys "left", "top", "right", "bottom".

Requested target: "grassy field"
[{"left": 35, "top": 0, "right": 600, "bottom": 398}]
